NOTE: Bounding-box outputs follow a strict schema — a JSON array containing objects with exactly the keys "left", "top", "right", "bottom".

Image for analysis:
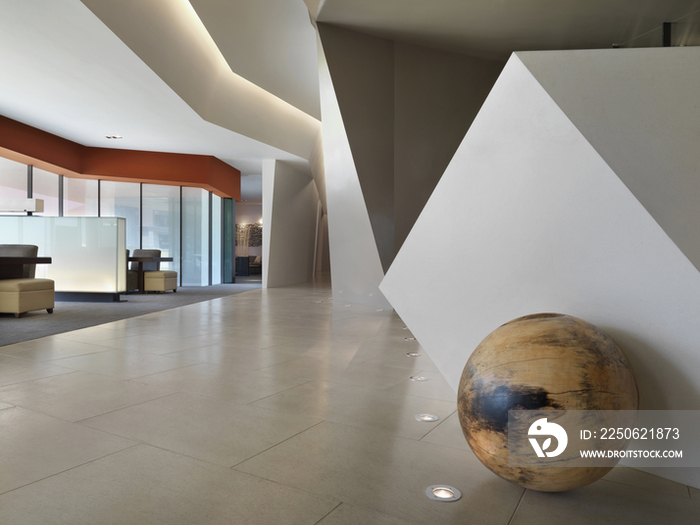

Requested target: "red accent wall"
[{"left": 0, "top": 115, "right": 240, "bottom": 199}]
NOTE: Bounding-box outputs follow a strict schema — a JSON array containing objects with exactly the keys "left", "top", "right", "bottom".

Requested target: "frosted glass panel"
[
  {"left": 212, "top": 194, "right": 222, "bottom": 285},
  {"left": 142, "top": 184, "right": 180, "bottom": 275},
  {"left": 0, "top": 157, "right": 28, "bottom": 215},
  {"left": 64, "top": 178, "right": 98, "bottom": 217},
  {"left": 33, "top": 168, "right": 59, "bottom": 216},
  {"left": 0, "top": 216, "right": 126, "bottom": 292},
  {"left": 182, "top": 187, "right": 209, "bottom": 286},
  {"left": 101, "top": 181, "right": 140, "bottom": 252}
]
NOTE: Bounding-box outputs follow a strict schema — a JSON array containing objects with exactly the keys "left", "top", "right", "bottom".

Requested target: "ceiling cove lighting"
[
  {"left": 425, "top": 485, "right": 462, "bottom": 502},
  {"left": 414, "top": 414, "right": 439, "bottom": 422}
]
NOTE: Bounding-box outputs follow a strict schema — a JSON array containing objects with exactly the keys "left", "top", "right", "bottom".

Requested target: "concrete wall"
[
  {"left": 381, "top": 49, "right": 700, "bottom": 488},
  {"left": 393, "top": 42, "right": 504, "bottom": 254},
  {"left": 317, "top": 23, "right": 503, "bottom": 306},
  {"left": 318, "top": 31, "right": 390, "bottom": 307},
  {"left": 262, "top": 159, "right": 319, "bottom": 288}
]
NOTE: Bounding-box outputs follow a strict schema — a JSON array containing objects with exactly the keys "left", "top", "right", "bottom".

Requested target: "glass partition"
[
  {"left": 100, "top": 180, "right": 140, "bottom": 253},
  {"left": 0, "top": 157, "right": 28, "bottom": 215},
  {"left": 142, "top": 183, "right": 180, "bottom": 275},
  {"left": 64, "top": 178, "right": 98, "bottom": 217},
  {"left": 211, "top": 194, "right": 222, "bottom": 284},
  {"left": 182, "top": 187, "right": 209, "bottom": 286},
  {"left": 32, "top": 168, "right": 60, "bottom": 216},
  {"left": 0, "top": 216, "right": 127, "bottom": 292}
]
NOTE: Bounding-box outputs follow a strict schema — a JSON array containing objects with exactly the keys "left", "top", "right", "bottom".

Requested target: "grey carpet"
[{"left": 0, "top": 283, "right": 261, "bottom": 347}]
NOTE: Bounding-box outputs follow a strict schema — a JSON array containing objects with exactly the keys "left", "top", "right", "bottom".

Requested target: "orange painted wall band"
[{"left": 0, "top": 115, "right": 240, "bottom": 199}]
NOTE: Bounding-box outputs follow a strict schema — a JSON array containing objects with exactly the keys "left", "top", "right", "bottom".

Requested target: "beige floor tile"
[
  {"left": 0, "top": 402, "right": 13, "bottom": 410},
  {"left": 0, "top": 444, "right": 339, "bottom": 525},
  {"left": 0, "top": 407, "right": 136, "bottom": 494},
  {"left": 0, "top": 355, "right": 73, "bottom": 387},
  {"left": 80, "top": 392, "right": 321, "bottom": 467},
  {"left": 602, "top": 466, "right": 692, "bottom": 498},
  {"left": 129, "top": 362, "right": 312, "bottom": 403},
  {"left": 49, "top": 348, "right": 203, "bottom": 379},
  {"left": 0, "top": 370, "right": 175, "bottom": 422},
  {"left": 257, "top": 357, "right": 417, "bottom": 389},
  {"left": 87, "top": 333, "right": 217, "bottom": 354},
  {"left": 0, "top": 338, "right": 112, "bottom": 362},
  {"left": 166, "top": 344, "right": 301, "bottom": 369},
  {"left": 385, "top": 370, "right": 456, "bottom": 402},
  {"left": 252, "top": 380, "right": 456, "bottom": 440},
  {"left": 236, "top": 421, "right": 523, "bottom": 525},
  {"left": 511, "top": 479, "right": 700, "bottom": 525},
  {"left": 420, "top": 411, "right": 471, "bottom": 451},
  {"left": 317, "top": 503, "right": 413, "bottom": 525},
  {"left": 186, "top": 331, "right": 302, "bottom": 350}
]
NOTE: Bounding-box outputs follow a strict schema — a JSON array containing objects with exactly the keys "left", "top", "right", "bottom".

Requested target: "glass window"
[
  {"left": 32, "top": 167, "right": 60, "bottom": 216},
  {"left": 142, "top": 184, "right": 180, "bottom": 276},
  {"left": 64, "top": 177, "right": 98, "bottom": 217},
  {"left": 0, "top": 157, "right": 28, "bottom": 215},
  {"left": 182, "top": 187, "right": 209, "bottom": 286},
  {"left": 212, "top": 194, "right": 222, "bottom": 285},
  {"left": 100, "top": 181, "right": 141, "bottom": 253}
]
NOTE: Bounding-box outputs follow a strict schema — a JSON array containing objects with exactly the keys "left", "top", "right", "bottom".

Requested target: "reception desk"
[{"left": 0, "top": 216, "right": 127, "bottom": 294}]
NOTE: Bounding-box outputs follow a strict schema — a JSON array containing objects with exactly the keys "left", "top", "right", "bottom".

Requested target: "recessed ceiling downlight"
[
  {"left": 410, "top": 375, "right": 428, "bottom": 382},
  {"left": 426, "top": 485, "right": 462, "bottom": 502},
  {"left": 414, "top": 413, "right": 439, "bottom": 422}
]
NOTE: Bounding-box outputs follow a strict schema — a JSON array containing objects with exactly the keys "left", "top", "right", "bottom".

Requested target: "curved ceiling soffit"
[{"left": 80, "top": 0, "right": 320, "bottom": 161}]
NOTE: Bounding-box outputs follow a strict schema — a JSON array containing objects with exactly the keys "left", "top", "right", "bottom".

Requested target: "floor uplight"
[
  {"left": 414, "top": 414, "right": 439, "bottom": 422},
  {"left": 425, "top": 485, "right": 462, "bottom": 502}
]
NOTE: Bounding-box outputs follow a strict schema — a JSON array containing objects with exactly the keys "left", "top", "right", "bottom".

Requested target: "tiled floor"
[{"left": 0, "top": 280, "right": 698, "bottom": 524}]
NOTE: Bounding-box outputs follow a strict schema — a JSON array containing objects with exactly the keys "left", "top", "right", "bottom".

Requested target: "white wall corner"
[{"left": 317, "top": 30, "right": 391, "bottom": 308}]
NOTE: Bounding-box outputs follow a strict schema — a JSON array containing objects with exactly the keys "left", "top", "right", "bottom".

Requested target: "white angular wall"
[
  {"left": 317, "top": 32, "right": 392, "bottom": 308},
  {"left": 262, "top": 159, "right": 319, "bottom": 288},
  {"left": 317, "top": 24, "right": 503, "bottom": 307},
  {"left": 380, "top": 49, "right": 700, "bottom": 488}
]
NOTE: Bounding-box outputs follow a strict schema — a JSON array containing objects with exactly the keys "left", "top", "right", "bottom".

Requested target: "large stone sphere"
[{"left": 457, "top": 313, "right": 638, "bottom": 492}]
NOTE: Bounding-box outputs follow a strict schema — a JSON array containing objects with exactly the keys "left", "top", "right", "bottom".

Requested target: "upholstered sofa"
[{"left": 0, "top": 244, "right": 54, "bottom": 318}]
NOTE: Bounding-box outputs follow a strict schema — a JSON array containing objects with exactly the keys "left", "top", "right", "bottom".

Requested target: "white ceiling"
[
  {"left": 315, "top": 0, "right": 700, "bottom": 57},
  {"left": 1, "top": 0, "right": 698, "bottom": 203}
]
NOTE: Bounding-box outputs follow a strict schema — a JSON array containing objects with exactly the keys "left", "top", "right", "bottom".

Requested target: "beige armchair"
[
  {"left": 0, "top": 244, "right": 55, "bottom": 318},
  {"left": 130, "top": 249, "right": 177, "bottom": 293}
]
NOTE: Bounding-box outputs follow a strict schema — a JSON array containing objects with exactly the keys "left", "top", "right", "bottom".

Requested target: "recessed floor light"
[
  {"left": 406, "top": 352, "right": 421, "bottom": 358},
  {"left": 410, "top": 376, "right": 428, "bottom": 381},
  {"left": 425, "top": 485, "right": 462, "bottom": 502},
  {"left": 415, "top": 413, "right": 439, "bottom": 422}
]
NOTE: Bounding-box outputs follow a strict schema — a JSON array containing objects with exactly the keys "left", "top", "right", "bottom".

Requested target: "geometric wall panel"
[
  {"left": 519, "top": 47, "right": 700, "bottom": 273},
  {"left": 318, "top": 33, "right": 392, "bottom": 308},
  {"left": 380, "top": 51, "right": 700, "bottom": 488},
  {"left": 318, "top": 23, "right": 396, "bottom": 273}
]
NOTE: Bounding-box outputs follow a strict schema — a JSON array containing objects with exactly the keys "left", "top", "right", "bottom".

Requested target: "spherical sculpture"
[{"left": 457, "top": 313, "right": 638, "bottom": 492}]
